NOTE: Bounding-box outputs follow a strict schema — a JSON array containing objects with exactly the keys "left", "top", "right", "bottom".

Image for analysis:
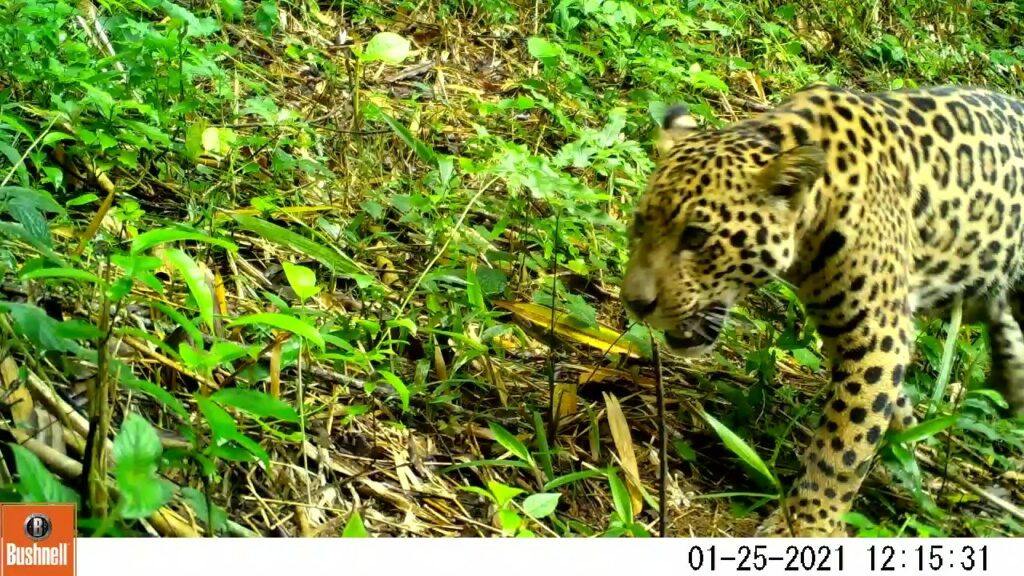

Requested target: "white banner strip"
[{"left": 73, "top": 537, "right": 1016, "bottom": 575}]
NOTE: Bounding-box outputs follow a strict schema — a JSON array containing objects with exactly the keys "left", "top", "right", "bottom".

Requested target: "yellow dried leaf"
[
  {"left": 576, "top": 366, "right": 656, "bottom": 389},
  {"left": 603, "top": 392, "right": 642, "bottom": 518},
  {"left": 493, "top": 301, "right": 642, "bottom": 358},
  {"left": 0, "top": 357, "right": 34, "bottom": 431},
  {"left": 551, "top": 382, "right": 578, "bottom": 424}
]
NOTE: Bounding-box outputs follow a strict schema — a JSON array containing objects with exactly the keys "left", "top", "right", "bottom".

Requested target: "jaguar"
[{"left": 620, "top": 83, "right": 1024, "bottom": 537}]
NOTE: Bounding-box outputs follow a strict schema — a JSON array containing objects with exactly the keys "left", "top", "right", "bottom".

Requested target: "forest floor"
[{"left": 0, "top": 0, "right": 1022, "bottom": 538}]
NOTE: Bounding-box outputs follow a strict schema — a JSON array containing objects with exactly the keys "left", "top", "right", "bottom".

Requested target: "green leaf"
[
  {"left": 120, "top": 374, "right": 189, "bottom": 419},
  {"left": 0, "top": 222, "right": 65, "bottom": 264},
  {"left": 606, "top": 469, "right": 633, "bottom": 523},
  {"left": 542, "top": 469, "right": 606, "bottom": 490},
  {"left": 218, "top": 0, "right": 243, "bottom": 19},
  {"left": 55, "top": 319, "right": 104, "bottom": 340},
  {"left": 887, "top": 415, "right": 959, "bottom": 445},
  {"left": 790, "top": 348, "right": 821, "bottom": 372},
  {"left": 114, "top": 412, "right": 163, "bottom": 466},
  {"left": 487, "top": 480, "right": 525, "bottom": 507},
  {"left": 130, "top": 226, "right": 237, "bottom": 255},
  {"left": 376, "top": 369, "right": 410, "bottom": 412},
  {"left": 700, "top": 409, "right": 777, "bottom": 488},
  {"left": 19, "top": 266, "right": 104, "bottom": 286},
  {"left": 0, "top": 302, "right": 81, "bottom": 353},
  {"left": 342, "top": 510, "right": 370, "bottom": 537},
  {"left": 365, "top": 105, "right": 437, "bottom": 167},
  {"left": 476, "top": 266, "right": 508, "bottom": 296},
  {"left": 196, "top": 395, "right": 239, "bottom": 440},
  {"left": 8, "top": 443, "right": 79, "bottom": 504},
  {"left": 161, "top": 0, "right": 221, "bottom": 37},
  {"left": 162, "top": 248, "right": 217, "bottom": 335},
  {"left": 118, "top": 477, "right": 174, "bottom": 520},
  {"left": 522, "top": 493, "right": 560, "bottom": 519},
  {"left": 527, "top": 37, "right": 563, "bottom": 60},
  {"left": 232, "top": 215, "right": 367, "bottom": 279},
  {"left": 184, "top": 120, "right": 207, "bottom": 161},
  {"left": 227, "top": 312, "right": 325, "bottom": 350},
  {"left": 489, "top": 422, "right": 533, "bottom": 465},
  {"left": 211, "top": 388, "right": 300, "bottom": 423},
  {"left": 282, "top": 261, "right": 321, "bottom": 301},
  {"left": 362, "top": 32, "right": 411, "bottom": 65},
  {"left": 181, "top": 487, "right": 229, "bottom": 534},
  {"left": 114, "top": 413, "right": 173, "bottom": 519},
  {"left": 564, "top": 293, "right": 597, "bottom": 328},
  {"left": 499, "top": 509, "right": 522, "bottom": 534}
]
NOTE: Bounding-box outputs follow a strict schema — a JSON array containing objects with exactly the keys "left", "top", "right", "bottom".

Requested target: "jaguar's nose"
[{"left": 624, "top": 296, "right": 658, "bottom": 319}]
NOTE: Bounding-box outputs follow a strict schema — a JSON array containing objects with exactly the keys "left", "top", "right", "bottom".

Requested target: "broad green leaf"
[
  {"left": 489, "top": 422, "right": 533, "bottom": 465},
  {"left": 0, "top": 302, "right": 81, "bottom": 353},
  {"left": 227, "top": 312, "right": 325, "bottom": 350},
  {"left": 9, "top": 443, "right": 79, "bottom": 504},
  {"left": 527, "top": 37, "right": 563, "bottom": 59},
  {"left": 499, "top": 509, "right": 522, "bottom": 534},
  {"left": 130, "top": 226, "right": 237, "bottom": 254},
  {"left": 362, "top": 32, "right": 411, "bottom": 65},
  {"left": 184, "top": 120, "right": 207, "bottom": 161},
  {"left": 196, "top": 395, "right": 239, "bottom": 440},
  {"left": 55, "top": 319, "right": 104, "bottom": 340},
  {"left": 162, "top": 248, "right": 216, "bottom": 334},
  {"left": 606, "top": 469, "right": 633, "bottom": 523},
  {"left": 0, "top": 222, "right": 65, "bottom": 264},
  {"left": 522, "top": 493, "right": 560, "bottom": 519},
  {"left": 232, "top": 215, "right": 366, "bottom": 279},
  {"left": 211, "top": 388, "right": 300, "bottom": 423},
  {"left": 114, "top": 414, "right": 173, "bottom": 519},
  {"left": 66, "top": 194, "right": 99, "bottom": 207},
  {"left": 181, "top": 487, "right": 229, "bottom": 534},
  {"left": 161, "top": 1, "right": 221, "bottom": 37},
  {"left": 282, "top": 261, "right": 320, "bottom": 301},
  {"left": 487, "top": 480, "right": 525, "bottom": 507},
  {"left": 202, "top": 126, "right": 234, "bottom": 156},
  {"left": 19, "top": 266, "right": 103, "bottom": 286},
  {"left": 218, "top": 0, "right": 243, "bottom": 19},
  {"left": 232, "top": 432, "right": 271, "bottom": 469},
  {"left": 117, "top": 476, "right": 173, "bottom": 520},
  {"left": 700, "top": 409, "right": 776, "bottom": 488},
  {"left": 543, "top": 469, "right": 606, "bottom": 490},
  {"left": 376, "top": 369, "right": 410, "bottom": 412},
  {"left": 791, "top": 348, "right": 821, "bottom": 372},
  {"left": 365, "top": 104, "right": 437, "bottom": 167},
  {"left": 114, "top": 412, "right": 164, "bottom": 466},
  {"left": 120, "top": 374, "right": 189, "bottom": 419},
  {"left": 342, "top": 510, "right": 369, "bottom": 537},
  {"left": 888, "top": 415, "right": 959, "bottom": 445}
]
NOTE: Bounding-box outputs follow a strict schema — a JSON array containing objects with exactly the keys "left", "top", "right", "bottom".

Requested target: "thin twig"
[{"left": 650, "top": 332, "right": 668, "bottom": 537}]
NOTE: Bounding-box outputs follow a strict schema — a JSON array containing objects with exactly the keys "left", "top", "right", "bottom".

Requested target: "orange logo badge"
[{"left": 1, "top": 504, "right": 76, "bottom": 576}]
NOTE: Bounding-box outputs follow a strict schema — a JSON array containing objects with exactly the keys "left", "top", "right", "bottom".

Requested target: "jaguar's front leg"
[{"left": 756, "top": 299, "right": 912, "bottom": 537}]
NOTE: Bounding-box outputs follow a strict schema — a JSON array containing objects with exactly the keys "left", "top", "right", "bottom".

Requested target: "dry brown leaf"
[
  {"left": 375, "top": 241, "right": 400, "bottom": 286},
  {"left": 603, "top": 392, "right": 642, "bottom": 518},
  {"left": 1, "top": 357, "right": 35, "bottom": 430},
  {"left": 269, "top": 332, "right": 282, "bottom": 398},
  {"left": 551, "top": 382, "right": 578, "bottom": 424},
  {"left": 577, "top": 366, "right": 657, "bottom": 389},
  {"left": 493, "top": 301, "right": 642, "bottom": 358},
  {"left": 432, "top": 336, "right": 449, "bottom": 382}
]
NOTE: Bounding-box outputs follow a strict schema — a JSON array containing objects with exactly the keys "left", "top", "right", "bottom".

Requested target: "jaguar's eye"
[{"left": 679, "top": 226, "right": 711, "bottom": 251}]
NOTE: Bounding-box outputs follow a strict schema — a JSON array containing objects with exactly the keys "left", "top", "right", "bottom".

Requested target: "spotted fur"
[{"left": 621, "top": 83, "right": 1024, "bottom": 537}]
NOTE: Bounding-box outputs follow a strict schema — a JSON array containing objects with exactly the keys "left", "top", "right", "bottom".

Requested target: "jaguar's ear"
[
  {"left": 757, "top": 145, "right": 825, "bottom": 205},
  {"left": 656, "top": 104, "right": 698, "bottom": 155}
]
